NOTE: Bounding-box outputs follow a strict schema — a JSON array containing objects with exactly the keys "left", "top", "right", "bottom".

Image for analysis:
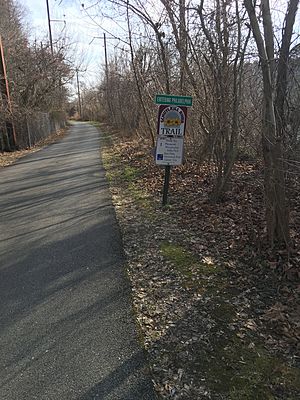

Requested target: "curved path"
[{"left": 0, "top": 122, "right": 155, "bottom": 400}]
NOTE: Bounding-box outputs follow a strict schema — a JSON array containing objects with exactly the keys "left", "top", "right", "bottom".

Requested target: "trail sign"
[
  {"left": 155, "top": 136, "right": 184, "bottom": 166},
  {"left": 157, "top": 105, "right": 187, "bottom": 137},
  {"left": 154, "top": 93, "right": 193, "bottom": 205},
  {"left": 155, "top": 94, "right": 193, "bottom": 107}
]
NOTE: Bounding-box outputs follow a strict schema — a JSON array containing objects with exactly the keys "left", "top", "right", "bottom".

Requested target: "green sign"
[{"left": 155, "top": 94, "right": 193, "bottom": 107}]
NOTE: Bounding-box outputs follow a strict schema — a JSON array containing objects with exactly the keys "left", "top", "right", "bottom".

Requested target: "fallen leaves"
[
  {"left": 263, "top": 303, "right": 288, "bottom": 323},
  {"left": 0, "top": 128, "right": 68, "bottom": 167},
  {"left": 244, "top": 318, "right": 258, "bottom": 331},
  {"left": 0, "top": 149, "right": 34, "bottom": 167},
  {"left": 102, "top": 135, "right": 300, "bottom": 399}
]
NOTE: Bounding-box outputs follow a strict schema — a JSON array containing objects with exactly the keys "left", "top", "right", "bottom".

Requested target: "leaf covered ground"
[
  {"left": 100, "top": 126, "right": 300, "bottom": 400},
  {"left": 0, "top": 128, "right": 67, "bottom": 168}
]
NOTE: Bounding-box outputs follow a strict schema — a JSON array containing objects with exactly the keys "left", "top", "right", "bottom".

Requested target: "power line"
[{"left": 81, "top": 4, "right": 130, "bottom": 45}]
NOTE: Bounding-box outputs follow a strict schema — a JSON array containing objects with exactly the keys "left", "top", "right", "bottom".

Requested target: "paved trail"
[{"left": 0, "top": 122, "right": 155, "bottom": 400}]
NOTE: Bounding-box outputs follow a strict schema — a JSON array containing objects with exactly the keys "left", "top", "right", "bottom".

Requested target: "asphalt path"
[{"left": 0, "top": 122, "right": 155, "bottom": 400}]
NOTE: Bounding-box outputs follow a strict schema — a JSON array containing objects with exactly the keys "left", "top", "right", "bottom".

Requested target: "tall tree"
[
  {"left": 244, "top": 0, "right": 299, "bottom": 247},
  {"left": 0, "top": 0, "right": 26, "bottom": 150}
]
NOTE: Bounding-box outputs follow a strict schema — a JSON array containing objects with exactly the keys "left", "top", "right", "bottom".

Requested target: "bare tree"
[
  {"left": 244, "top": 0, "right": 299, "bottom": 247},
  {"left": 172, "top": 0, "right": 250, "bottom": 200}
]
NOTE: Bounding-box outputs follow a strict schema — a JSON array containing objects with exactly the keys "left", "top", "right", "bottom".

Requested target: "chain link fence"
[{"left": 1, "top": 110, "right": 66, "bottom": 151}]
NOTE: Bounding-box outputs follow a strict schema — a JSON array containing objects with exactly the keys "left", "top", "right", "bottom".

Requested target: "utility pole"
[
  {"left": 103, "top": 33, "right": 109, "bottom": 85},
  {"left": 76, "top": 68, "right": 82, "bottom": 119},
  {"left": 0, "top": 35, "right": 17, "bottom": 150},
  {"left": 45, "top": 0, "right": 66, "bottom": 107},
  {"left": 101, "top": 33, "right": 113, "bottom": 117},
  {"left": 87, "top": 34, "right": 114, "bottom": 117},
  {"left": 46, "top": 0, "right": 53, "bottom": 55}
]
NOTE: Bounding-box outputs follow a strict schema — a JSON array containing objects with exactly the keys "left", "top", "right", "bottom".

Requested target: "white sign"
[
  {"left": 157, "top": 105, "right": 187, "bottom": 137},
  {"left": 155, "top": 136, "right": 184, "bottom": 166}
]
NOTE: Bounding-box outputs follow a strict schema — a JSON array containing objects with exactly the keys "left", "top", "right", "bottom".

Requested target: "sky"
[
  {"left": 22, "top": 0, "right": 127, "bottom": 90},
  {"left": 21, "top": 0, "right": 300, "bottom": 93}
]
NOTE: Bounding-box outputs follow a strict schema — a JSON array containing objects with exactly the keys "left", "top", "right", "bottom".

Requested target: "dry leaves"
[
  {"left": 0, "top": 128, "right": 67, "bottom": 167},
  {"left": 103, "top": 135, "right": 300, "bottom": 399}
]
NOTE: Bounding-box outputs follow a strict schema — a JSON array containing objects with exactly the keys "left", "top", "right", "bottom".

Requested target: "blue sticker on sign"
[{"left": 157, "top": 154, "right": 163, "bottom": 160}]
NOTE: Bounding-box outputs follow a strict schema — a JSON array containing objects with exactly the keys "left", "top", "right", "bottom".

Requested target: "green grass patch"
[
  {"left": 128, "top": 183, "right": 153, "bottom": 209},
  {"left": 100, "top": 136, "right": 155, "bottom": 216},
  {"left": 89, "top": 121, "right": 102, "bottom": 127},
  {"left": 102, "top": 151, "right": 122, "bottom": 182},
  {"left": 123, "top": 166, "right": 140, "bottom": 182},
  {"left": 160, "top": 242, "right": 224, "bottom": 285}
]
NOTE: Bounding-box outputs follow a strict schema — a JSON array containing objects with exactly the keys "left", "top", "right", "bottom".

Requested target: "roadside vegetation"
[
  {"left": 0, "top": 0, "right": 75, "bottom": 151},
  {"left": 100, "top": 127, "right": 300, "bottom": 399},
  {"left": 81, "top": 0, "right": 300, "bottom": 252},
  {"left": 86, "top": 2, "right": 300, "bottom": 397}
]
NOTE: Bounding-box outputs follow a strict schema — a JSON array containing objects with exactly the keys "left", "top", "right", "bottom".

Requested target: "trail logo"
[{"left": 157, "top": 105, "right": 187, "bottom": 137}]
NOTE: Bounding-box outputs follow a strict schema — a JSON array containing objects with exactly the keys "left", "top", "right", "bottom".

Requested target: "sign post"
[
  {"left": 162, "top": 165, "right": 171, "bottom": 206},
  {"left": 154, "top": 94, "right": 192, "bottom": 205}
]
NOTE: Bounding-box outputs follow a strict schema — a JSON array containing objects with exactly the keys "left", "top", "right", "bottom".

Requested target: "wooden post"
[{"left": 46, "top": 0, "right": 53, "bottom": 55}]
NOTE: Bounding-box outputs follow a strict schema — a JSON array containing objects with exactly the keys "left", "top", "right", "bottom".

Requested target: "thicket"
[
  {"left": 0, "top": 0, "right": 73, "bottom": 151},
  {"left": 80, "top": 0, "right": 300, "bottom": 250}
]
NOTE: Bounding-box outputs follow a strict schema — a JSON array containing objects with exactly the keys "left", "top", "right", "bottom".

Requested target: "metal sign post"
[
  {"left": 162, "top": 165, "right": 171, "bottom": 206},
  {"left": 154, "top": 94, "right": 192, "bottom": 205}
]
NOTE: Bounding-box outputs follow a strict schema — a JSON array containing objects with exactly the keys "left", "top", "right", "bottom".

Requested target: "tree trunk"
[
  {"left": 243, "top": 0, "right": 298, "bottom": 247},
  {"left": 262, "top": 94, "right": 289, "bottom": 247}
]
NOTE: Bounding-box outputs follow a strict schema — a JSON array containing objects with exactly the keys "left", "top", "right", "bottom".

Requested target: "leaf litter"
[
  {"left": 101, "top": 130, "right": 300, "bottom": 399},
  {"left": 0, "top": 128, "right": 68, "bottom": 167}
]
